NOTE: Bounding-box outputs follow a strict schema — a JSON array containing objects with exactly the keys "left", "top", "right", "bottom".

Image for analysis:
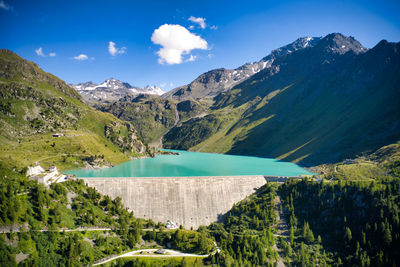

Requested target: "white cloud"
[
  {"left": 108, "top": 41, "right": 126, "bottom": 56},
  {"left": 35, "top": 47, "right": 57, "bottom": 57},
  {"left": 73, "top": 54, "right": 89, "bottom": 61},
  {"left": 151, "top": 24, "right": 208, "bottom": 65},
  {"left": 0, "top": 1, "right": 12, "bottom": 11},
  {"left": 210, "top": 25, "right": 218, "bottom": 30},
  {"left": 185, "top": 55, "right": 196, "bottom": 62},
  {"left": 35, "top": 47, "right": 45, "bottom": 57},
  {"left": 207, "top": 53, "right": 214, "bottom": 58},
  {"left": 188, "top": 16, "right": 206, "bottom": 29},
  {"left": 189, "top": 25, "right": 194, "bottom": 30}
]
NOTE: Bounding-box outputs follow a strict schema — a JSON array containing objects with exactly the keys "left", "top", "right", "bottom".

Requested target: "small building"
[
  {"left": 27, "top": 165, "right": 45, "bottom": 176},
  {"left": 27, "top": 165, "right": 68, "bottom": 186},
  {"left": 48, "top": 166, "right": 58, "bottom": 172},
  {"left": 165, "top": 220, "right": 178, "bottom": 229},
  {"left": 52, "top": 133, "right": 63, "bottom": 137}
]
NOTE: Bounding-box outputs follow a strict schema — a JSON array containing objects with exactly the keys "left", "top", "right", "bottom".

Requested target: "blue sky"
[{"left": 1, "top": 0, "right": 400, "bottom": 91}]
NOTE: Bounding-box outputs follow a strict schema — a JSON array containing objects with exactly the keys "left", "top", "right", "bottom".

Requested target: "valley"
[
  {"left": 1, "top": 31, "right": 399, "bottom": 267},
  {"left": 78, "top": 34, "right": 400, "bottom": 168}
]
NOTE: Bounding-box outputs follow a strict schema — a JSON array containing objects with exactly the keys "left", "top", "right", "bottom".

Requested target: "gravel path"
[{"left": 273, "top": 195, "right": 288, "bottom": 267}]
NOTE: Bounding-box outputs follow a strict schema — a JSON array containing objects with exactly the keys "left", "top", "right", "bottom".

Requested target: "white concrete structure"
[
  {"left": 82, "top": 175, "right": 267, "bottom": 229},
  {"left": 27, "top": 165, "right": 45, "bottom": 176},
  {"left": 166, "top": 220, "right": 178, "bottom": 229},
  {"left": 27, "top": 165, "right": 68, "bottom": 186}
]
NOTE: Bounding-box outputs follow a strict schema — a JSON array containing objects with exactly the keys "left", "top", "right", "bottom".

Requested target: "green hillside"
[
  {"left": 0, "top": 49, "right": 149, "bottom": 174},
  {"left": 98, "top": 95, "right": 207, "bottom": 146},
  {"left": 0, "top": 175, "right": 214, "bottom": 266},
  {"left": 163, "top": 35, "right": 400, "bottom": 166},
  {"left": 96, "top": 94, "right": 178, "bottom": 145},
  {"left": 313, "top": 141, "right": 400, "bottom": 181}
]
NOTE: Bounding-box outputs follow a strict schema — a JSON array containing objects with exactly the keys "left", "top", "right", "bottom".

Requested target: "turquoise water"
[{"left": 65, "top": 150, "right": 314, "bottom": 177}]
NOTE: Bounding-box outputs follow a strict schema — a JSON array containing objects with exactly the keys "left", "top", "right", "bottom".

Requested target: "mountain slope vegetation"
[
  {"left": 162, "top": 37, "right": 322, "bottom": 101},
  {"left": 163, "top": 34, "right": 400, "bottom": 166},
  {"left": 0, "top": 49, "right": 149, "bottom": 174},
  {"left": 96, "top": 94, "right": 178, "bottom": 145},
  {"left": 0, "top": 175, "right": 214, "bottom": 266},
  {"left": 97, "top": 95, "right": 206, "bottom": 145}
]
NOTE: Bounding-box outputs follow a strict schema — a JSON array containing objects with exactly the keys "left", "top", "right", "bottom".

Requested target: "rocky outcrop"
[{"left": 104, "top": 122, "right": 147, "bottom": 154}]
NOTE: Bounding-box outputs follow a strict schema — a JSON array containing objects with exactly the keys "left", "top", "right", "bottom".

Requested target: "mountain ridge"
[
  {"left": 0, "top": 49, "right": 150, "bottom": 173},
  {"left": 162, "top": 33, "right": 400, "bottom": 166},
  {"left": 70, "top": 78, "right": 164, "bottom": 104},
  {"left": 162, "top": 35, "right": 337, "bottom": 101}
]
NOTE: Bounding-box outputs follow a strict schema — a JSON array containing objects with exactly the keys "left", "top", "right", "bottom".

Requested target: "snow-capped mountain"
[
  {"left": 162, "top": 37, "right": 322, "bottom": 100},
  {"left": 265, "top": 36, "right": 322, "bottom": 59},
  {"left": 70, "top": 78, "right": 164, "bottom": 104},
  {"left": 162, "top": 60, "right": 273, "bottom": 100},
  {"left": 132, "top": 85, "right": 164, "bottom": 96}
]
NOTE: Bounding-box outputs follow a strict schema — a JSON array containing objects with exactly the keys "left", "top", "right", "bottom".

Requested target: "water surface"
[{"left": 66, "top": 150, "right": 313, "bottom": 177}]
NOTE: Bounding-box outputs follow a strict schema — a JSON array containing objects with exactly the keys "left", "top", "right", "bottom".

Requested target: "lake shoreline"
[{"left": 66, "top": 149, "right": 314, "bottom": 178}]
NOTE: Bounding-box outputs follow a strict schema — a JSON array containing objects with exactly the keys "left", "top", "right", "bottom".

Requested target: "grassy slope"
[
  {"left": 315, "top": 141, "right": 400, "bottom": 181},
  {"left": 0, "top": 49, "right": 147, "bottom": 173},
  {"left": 97, "top": 96, "right": 208, "bottom": 147},
  {"left": 163, "top": 41, "right": 400, "bottom": 166},
  {"left": 98, "top": 95, "right": 178, "bottom": 144}
]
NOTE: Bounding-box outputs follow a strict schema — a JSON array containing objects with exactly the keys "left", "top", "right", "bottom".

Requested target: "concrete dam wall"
[{"left": 81, "top": 176, "right": 267, "bottom": 229}]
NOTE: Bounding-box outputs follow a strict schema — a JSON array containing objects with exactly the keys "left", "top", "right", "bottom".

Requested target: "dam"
[
  {"left": 82, "top": 175, "right": 268, "bottom": 229},
  {"left": 73, "top": 150, "right": 312, "bottom": 228}
]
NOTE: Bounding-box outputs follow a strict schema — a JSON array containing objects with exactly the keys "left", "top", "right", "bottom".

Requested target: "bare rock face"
[
  {"left": 162, "top": 36, "right": 324, "bottom": 101},
  {"left": 82, "top": 176, "right": 267, "bottom": 229},
  {"left": 163, "top": 60, "right": 273, "bottom": 100},
  {"left": 104, "top": 121, "right": 147, "bottom": 154}
]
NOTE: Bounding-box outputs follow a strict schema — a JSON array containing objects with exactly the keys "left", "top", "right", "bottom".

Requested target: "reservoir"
[{"left": 66, "top": 150, "right": 313, "bottom": 177}]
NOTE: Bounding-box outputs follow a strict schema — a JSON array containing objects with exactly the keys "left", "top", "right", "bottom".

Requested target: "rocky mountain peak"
[
  {"left": 372, "top": 39, "right": 400, "bottom": 53},
  {"left": 265, "top": 36, "right": 322, "bottom": 60},
  {"left": 316, "top": 33, "right": 367, "bottom": 55},
  {"left": 140, "top": 85, "right": 164, "bottom": 95},
  {"left": 70, "top": 78, "right": 164, "bottom": 104},
  {"left": 97, "top": 78, "right": 133, "bottom": 90}
]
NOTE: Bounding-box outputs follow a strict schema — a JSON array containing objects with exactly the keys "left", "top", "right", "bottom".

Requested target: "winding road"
[{"left": 92, "top": 249, "right": 208, "bottom": 266}]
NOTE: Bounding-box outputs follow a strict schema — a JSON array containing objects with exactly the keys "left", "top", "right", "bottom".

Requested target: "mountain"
[
  {"left": 0, "top": 49, "right": 149, "bottom": 174},
  {"left": 70, "top": 78, "right": 164, "bottom": 104},
  {"left": 96, "top": 37, "right": 325, "bottom": 148},
  {"left": 96, "top": 94, "right": 206, "bottom": 145},
  {"left": 162, "top": 37, "right": 322, "bottom": 101},
  {"left": 163, "top": 33, "right": 400, "bottom": 166},
  {"left": 96, "top": 94, "right": 178, "bottom": 145}
]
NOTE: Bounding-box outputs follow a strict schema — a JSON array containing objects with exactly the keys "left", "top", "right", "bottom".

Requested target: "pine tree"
[
  {"left": 344, "top": 227, "right": 352, "bottom": 243},
  {"left": 289, "top": 226, "right": 295, "bottom": 244}
]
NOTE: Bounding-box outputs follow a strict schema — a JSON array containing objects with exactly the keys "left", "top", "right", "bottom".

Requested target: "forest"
[
  {"left": 280, "top": 178, "right": 399, "bottom": 266},
  {"left": 1, "top": 142, "right": 400, "bottom": 266},
  {"left": 0, "top": 175, "right": 213, "bottom": 266}
]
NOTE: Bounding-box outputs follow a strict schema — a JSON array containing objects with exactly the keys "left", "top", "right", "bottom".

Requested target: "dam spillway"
[{"left": 81, "top": 176, "right": 268, "bottom": 229}]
